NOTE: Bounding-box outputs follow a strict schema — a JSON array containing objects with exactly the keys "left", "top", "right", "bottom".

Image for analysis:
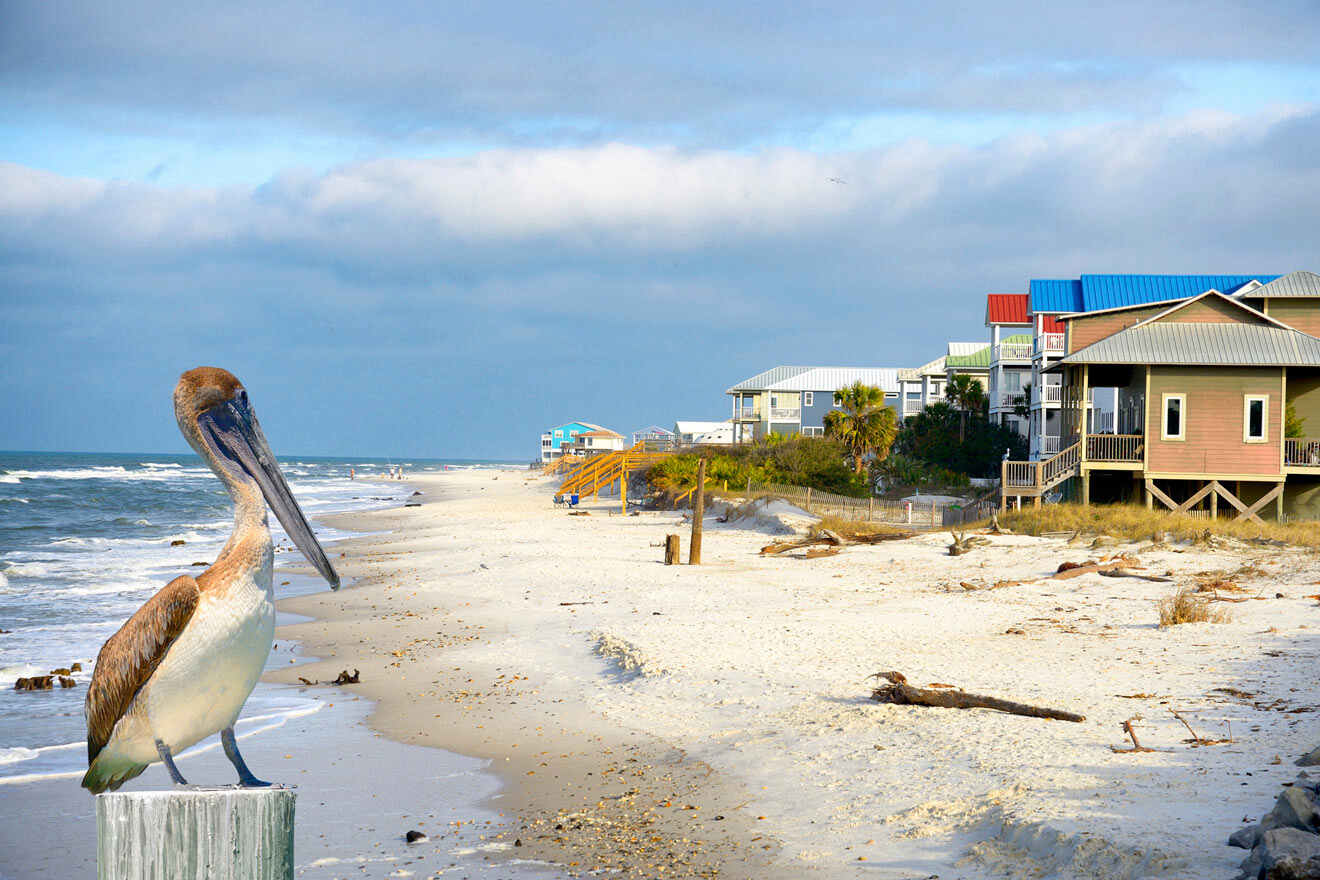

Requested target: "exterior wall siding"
[
  {"left": 800, "top": 391, "right": 835, "bottom": 429},
  {"left": 1067, "top": 306, "right": 1166, "bottom": 354},
  {"left": 1264, "top": 300, "right": 1320, "bottom": 337},
  {"left": 1145, "top": 366, "right": 1282, "bottom": 476},
  {"left": 1155, "top": 296, "right": 1269, "bottom": 325}
]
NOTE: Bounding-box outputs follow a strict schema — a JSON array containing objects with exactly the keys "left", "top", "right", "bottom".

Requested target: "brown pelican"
[{"left": 81, "top": 367, "right": 340, "bottom": 793}]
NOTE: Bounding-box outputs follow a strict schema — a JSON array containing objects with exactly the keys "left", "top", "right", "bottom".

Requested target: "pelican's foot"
[
  {"left": 221, "top": 726, "right": 284, "bottom": 790},
  {"left": 155, "top": 738, "right": 189, "bottom": 786}
]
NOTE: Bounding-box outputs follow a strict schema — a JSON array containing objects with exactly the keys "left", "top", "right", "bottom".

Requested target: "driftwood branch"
[
  {"left": 1111, "top": 717, "right": 1154, "bottom": 753},
  {"left": 869, "top": 670, "right": 1084, "bottom": 722}
]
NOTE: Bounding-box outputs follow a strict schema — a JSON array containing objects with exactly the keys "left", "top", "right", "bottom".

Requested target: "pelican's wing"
[{"left": 85, "top": 575, "right": 200, "bottom": 764}]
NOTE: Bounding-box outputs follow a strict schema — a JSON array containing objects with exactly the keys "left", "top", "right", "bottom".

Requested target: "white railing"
[
  {"left": 1041, "top": 435, "right": 1062, "bottom": 455},
  {"left": 769, "top": 407, "right": 801, "bottom": 421},
  {"left": 993, "top": 342, "right": 1032, "bottom": 362},
  {"left": 1286, "top": 439, "right": 1320, "bottom": 467},
  {"left": 1036, "top": 384, "right": 1063, "bottom": 405},
  {"left": 995, "top": 392, "right": 1027, "bottom": 410},
  {"left": 1035, "top": 333, "right": 1065, "bottom": 355},
  {"left": 733, "top": 407, "right": 760, "bottom": 420},
  {"left": 903, "top": 400, "right": 923, "bottom": 414}
]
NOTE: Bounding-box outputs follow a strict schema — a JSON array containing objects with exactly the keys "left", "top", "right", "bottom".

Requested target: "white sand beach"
[{"left": 267, "top": 468, "right": 1320, "bottom": 879}]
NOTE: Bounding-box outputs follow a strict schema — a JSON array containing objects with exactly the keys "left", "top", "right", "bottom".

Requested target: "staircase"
[
  {"left": 1002, "top": 442, "right": 1081, "bottom": 499},
  {"left": 557, "top": 441, "right": 674, "bottom": 499}
]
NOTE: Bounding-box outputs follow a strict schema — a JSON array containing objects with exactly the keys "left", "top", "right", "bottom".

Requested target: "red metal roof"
[
  {"left": 986, "top": 293, "right": 1030, "bottom": 325},
  {"left": 1040, "top": 315, "right": 1065, "bottom": 333}
]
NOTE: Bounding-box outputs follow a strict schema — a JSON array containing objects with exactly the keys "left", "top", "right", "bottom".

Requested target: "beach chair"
[{"left": 567, "top": 493, "right": 579, "bottom": 508}]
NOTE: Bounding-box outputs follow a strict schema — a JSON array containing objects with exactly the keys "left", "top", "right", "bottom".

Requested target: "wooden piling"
[
  {"left": 97, "top": 789, "right": 295, "bottom": 880},
  {"left": 664, "top": 534, "right": 681, "bottom": 565},
  {"left": 689, "top": 458, "right": 706, "bottom": 565}
]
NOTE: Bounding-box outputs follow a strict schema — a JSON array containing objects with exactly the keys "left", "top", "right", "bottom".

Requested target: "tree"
[
  {"left": 944, "top": 375, "right": 987, "bottom": 441},
  {"left": 1013, "top": 383, "right": 1032, "bottom": 420},
  {"left": 823, "top": 381, "right": 899, "bottom": 474},
  {"left": 1287, "top": 402, "right": 1307, "bottom": 440},
  {"left": 894, "top": 401, "right": 1027, "bottom": 478}
]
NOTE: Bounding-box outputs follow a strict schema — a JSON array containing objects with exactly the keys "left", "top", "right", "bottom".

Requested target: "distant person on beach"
[{"left": 350, "top": 467, "right": 355, "bottom": 480}]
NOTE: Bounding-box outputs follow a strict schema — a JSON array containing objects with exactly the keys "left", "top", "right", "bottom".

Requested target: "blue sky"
[{"left": 3, "top": 1, "right": 1320, "bottom": 459}]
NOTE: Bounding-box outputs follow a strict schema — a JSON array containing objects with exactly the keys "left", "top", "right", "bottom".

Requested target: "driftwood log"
[
  {"left": 948, "top": 532, "right": 991, "bottom": 556},
  {"left": 870, "top": 670, "right": 1085, "bottom": 722},
  {"left": 760, "top": 527, "right": 910, "bottom": 557}
]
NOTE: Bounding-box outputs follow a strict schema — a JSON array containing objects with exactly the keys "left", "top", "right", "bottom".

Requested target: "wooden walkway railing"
[
  {"left": 557, "top": 441, "right": 675, "bottom": 499},
  {"left": 1002, "top": 441, "right": 1081, "bottom": 498}
]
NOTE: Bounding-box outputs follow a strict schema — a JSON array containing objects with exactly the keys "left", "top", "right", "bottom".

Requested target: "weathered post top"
[{"left": 97, "top": 788, "right": 295, "bottom": 880}]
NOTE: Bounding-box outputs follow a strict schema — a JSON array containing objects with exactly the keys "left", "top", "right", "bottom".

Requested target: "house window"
[
  {"left": 802, "top": 426, "right": 824, "bottom": 437},
  {"left": 542, "top": 438, "right": 551, "bottom": 447},
  {"left": 1162, "top": 394, "right": 1185, "bottom": 441},
  {"left": 554, "top": 429, "right": 563, "bottom": 438},
  {"left": 803, "top": 391, "right": 814, "bottom": 407},
  {"left": 1244, "top": 395, "right": 1269, "bottom": 443}
]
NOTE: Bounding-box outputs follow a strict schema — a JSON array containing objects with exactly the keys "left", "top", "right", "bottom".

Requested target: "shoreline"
[{"left": 270, "top": 470, "right": 795, "bottom": 879}]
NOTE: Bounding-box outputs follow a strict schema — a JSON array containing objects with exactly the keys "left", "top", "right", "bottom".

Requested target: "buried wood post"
[
  {"left": 97, "top": 789, "right": 295, "bottom": 880},
  {"left": 689, "top": 458, "right": 706, "bottom": 565},
  {"left": 664, "top": 534, "right": 681, "bottom": 565}
]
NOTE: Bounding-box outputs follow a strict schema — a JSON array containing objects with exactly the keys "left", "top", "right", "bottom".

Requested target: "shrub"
[{"left": 1157, "top": 588, "right": 1230, "bottom": 627}]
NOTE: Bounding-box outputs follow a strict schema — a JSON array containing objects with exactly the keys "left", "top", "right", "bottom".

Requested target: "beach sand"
[{"left": 270, "top": 468, "right": 1320, "bottom": 879}]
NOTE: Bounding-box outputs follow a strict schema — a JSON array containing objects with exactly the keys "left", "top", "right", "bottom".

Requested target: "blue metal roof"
[
  {"left": 1030, "top": 274, "right": 1279, "bottom": 314},
  {"left": 1029, "top": 279, "right": 1083, "bottom": 313}
]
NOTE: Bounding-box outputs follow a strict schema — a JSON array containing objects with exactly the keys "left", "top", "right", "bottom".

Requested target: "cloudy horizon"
[{"left": 3, "top": 1, "right": 1319, "bottom": 459}]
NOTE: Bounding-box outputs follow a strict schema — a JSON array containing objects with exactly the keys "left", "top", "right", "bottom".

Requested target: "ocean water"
[{"left": 0, "top": 450, "right": 512, "bottom": 782}]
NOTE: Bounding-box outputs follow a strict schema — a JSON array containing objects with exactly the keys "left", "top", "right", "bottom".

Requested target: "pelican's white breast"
[{"left": 144, "top": 539, "right": 275, "bottom": 752}]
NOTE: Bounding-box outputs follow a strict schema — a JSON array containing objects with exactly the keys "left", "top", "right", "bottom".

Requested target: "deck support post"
[
  {"left": 97, "top": 789, "right": 295, "bottom": 880},
  {"left": 1081, "top": 470, "right": 1090, "bottom": 506},
  {"left": 1210, "top": 486, "right": 1217, "bottom": 519},
  {"left": 1278, "top": 482, "right": 1286, "bottom": 521}
]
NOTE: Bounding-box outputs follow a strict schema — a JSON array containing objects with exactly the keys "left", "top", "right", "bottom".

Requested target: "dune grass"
[
  {"left": 1157, "top": 587, "right": 1231, "bottom": 627},
  {"left": 996, "top": 503, "right": 1320, "bottom": 549}
]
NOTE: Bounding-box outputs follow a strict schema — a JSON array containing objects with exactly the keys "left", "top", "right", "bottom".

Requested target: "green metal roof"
[{"left": 945, "top": 344, "right": 992, "bottom": 368}]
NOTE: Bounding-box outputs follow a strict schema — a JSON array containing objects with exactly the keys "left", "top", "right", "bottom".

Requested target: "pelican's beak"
[{"left": 197, "top": 392, "right": 341, "bottom": 590}]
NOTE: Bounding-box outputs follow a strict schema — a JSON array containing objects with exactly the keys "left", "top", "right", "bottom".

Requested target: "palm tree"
[
  {"left": 823, "top": 381, "right": 899, "bottom": 474},
  {"left": 944, "top": 375, "right": 986, "bottom": 441}
]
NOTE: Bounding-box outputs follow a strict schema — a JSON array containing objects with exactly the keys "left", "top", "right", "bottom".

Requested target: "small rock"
[
  {"left": 71, "top": 662, "right": 82, "bottom": 672},
  {"left": 1298, "top": 747, "right": 1320, "bottom": 768},
  {"left": 170, "top": 539, "right": 185, "bottom": 547},
  {"left": 1277, "top": 593, "right": 1287, "bottom": 599},
  {"left": 332, "top": 669, "right": 360, "bottom": 685},
  {"left": 1230, "top": 825, "right": 1262, "bottom": 850},
  {"left": 59, "top": 676, "right": 76, "bottom": 688},
  {"left": 14, "top": 675, "right": 53, "bottom": 691},
  {"left": 404, "top": 830, "right": 427, "bottom": 844},
  {"left": 514, "top": 838, "right": 522, "bottom": 847},
  {"left": 50, "top": 667, "right": 71, "bottom": 676}
]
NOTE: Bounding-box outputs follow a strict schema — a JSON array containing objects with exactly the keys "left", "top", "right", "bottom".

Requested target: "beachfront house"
[
  {"left": 726, "top": 366, "right": 901, "bottom": 444},
  {"left": 1024, "top": 273, "right": 1279, "bottom": 461},
  {"left": 565, "top": 427, "right": 626, "bottom": 456},
  {"left": 674, "top": 420, "right": 734, "bottom": 446},
  {"left": 540, "top": 421, "right": 620, "bottom": 463},
  {"left": 1000, "top": 272, "right": 1320, "bottom": 521},
  {"left": 896, "top": 356, "right": 946, "bottom": 422},
  {"left": 985, "top": 294, "right": 1033, "bottom": 439}
]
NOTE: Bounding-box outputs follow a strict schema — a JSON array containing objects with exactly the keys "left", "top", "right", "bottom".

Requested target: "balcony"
[
  {"left": 1040, "top": 435, "right": 1062, "bottom": 456},
  {"left": 1034, "top": 333, "right": 1065, "bottom": 356},
  {"left": 1034, "top": 384, "right": 1063, "bottom": 405},
  {"left": 995, "top": 392, "right": 1028, "bottom": 411},
  {"left": 993, "top": 342, "right": 1032, "bottom": 362},
  {"left": 1286, "top": 439, "right": 1320, "bottom": 468},
  {"left": 769, "top": 407, "right": 801, "bottom": 421},
  {"left": 903, "top": 400, "right": 923, "bottom": 415},
  {"left": 1087, "top": 434, "right": 1143, "bottom": 462},
  {"left": 733, "top": 406, "right": 761, "bottom": 420}
]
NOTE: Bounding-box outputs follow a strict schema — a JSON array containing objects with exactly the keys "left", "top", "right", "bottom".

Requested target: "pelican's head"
[{"left": 175, "top": 367, "right": 340, "bottom": 590}]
